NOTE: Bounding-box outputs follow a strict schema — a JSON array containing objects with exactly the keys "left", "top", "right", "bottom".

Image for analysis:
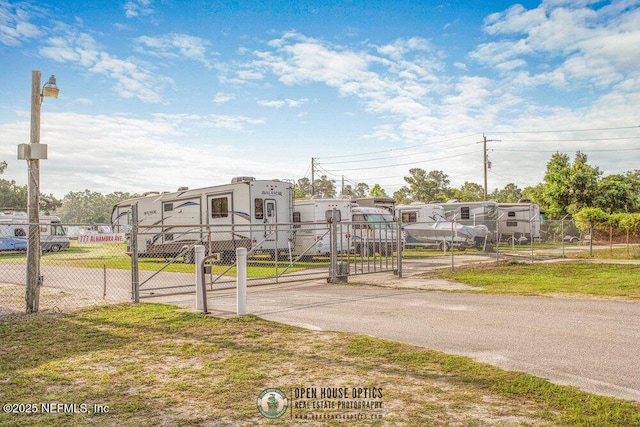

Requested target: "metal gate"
[{"left": 127, "top": 204, "right": 400, "bottom": 299}]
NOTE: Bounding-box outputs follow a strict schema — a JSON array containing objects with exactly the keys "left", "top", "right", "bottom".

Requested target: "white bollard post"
[
  {"left": 195, "top": 245, "right": 206, "bottom": 311},
  {"left": 236, "top": 247, "right": 247, "bottom": 315}
]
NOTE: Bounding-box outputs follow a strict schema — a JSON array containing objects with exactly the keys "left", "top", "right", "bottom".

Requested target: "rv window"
[
  {"left": 401, "top": 212, "right": 417, "bottom": 223},
  {"left": 325, "top": 210, "right": 341, "bottom": 222},
  {"left": 51, "top": 225, "right": 66, "bottom": 236},
  {"left": 211, "top": 197, "right": 229, "bottom": 219},
  {"left": 508, "top": 211, "right": 516, "bottom": 217},
  {"left": 266, "top": 201, "right": 275, "bottom": 218},
  {"left": 506, "top": 221, "right": 518, "bottom": 227},
  {"left": 293, "top": 212, "right": 301, "bottom": 228},
  {"left": 255, "top": 199, "right": 264, "bottom": 220},
  {"left": 461, "top": 207, "right": 470, "bottom": 220},
  {"left": 15, "top": 228, "right": 26, "bottom": 237},
  {"left": 164, "top": 203, "right": 173, "bottom": 212},
  {"left": 352, "top": 214, "right": 365, "bottom": 229},
  {"left": 165, "top": 233, "right": 174, "bottom": 241}
]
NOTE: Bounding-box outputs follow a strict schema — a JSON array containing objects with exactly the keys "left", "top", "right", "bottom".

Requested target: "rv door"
[{"left": 262, "top": 199, "right": 277, "bottom": 239}]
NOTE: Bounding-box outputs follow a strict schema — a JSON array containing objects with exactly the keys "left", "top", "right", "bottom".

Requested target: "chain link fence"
[
  {"left": 0, "top": 224, "right": 133, "bottom": 319},
  {"left": 4, "top": 216, "right": 637, "bottom": 320},
  {"left": 399, "top": 218, "right": 640, "bottom": 272}
]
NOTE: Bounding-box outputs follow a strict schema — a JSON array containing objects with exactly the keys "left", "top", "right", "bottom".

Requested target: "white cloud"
[
  {"left": 0, "top": 111, "right": 274, "bottom": 196},
  {"left": 212, "top": 92, "right": 235, "bottom": 104},
  {"left": 124, "top": 0, "right": 154, "bottom": 19},
  {"left": 0, "top": 1, "right": 44, "bottom": 46},
  {"left": 472, "top": 1, "right": 640, "bottom": 90},
  {"left": 257, "top": 98, "right": 308, "bottom": 108},
  {"left": 134, "top": 33, "right": 216, "bottom": 68},
  {"left": 39, "top": 29, "right": 172, "bottom": 103}
]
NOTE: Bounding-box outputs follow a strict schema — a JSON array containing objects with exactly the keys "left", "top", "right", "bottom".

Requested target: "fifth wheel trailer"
[{"left": 111, "top": 177, "right": 293, "bottom": 262}]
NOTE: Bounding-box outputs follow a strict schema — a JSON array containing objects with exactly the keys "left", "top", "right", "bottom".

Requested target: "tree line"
[{"left": 1, "top": 151, "right": 639, "bottom": 223}]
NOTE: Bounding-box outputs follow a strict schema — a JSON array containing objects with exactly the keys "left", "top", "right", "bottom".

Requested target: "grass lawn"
[
  {"left": 0, "top": 242, "right": 319, "bottom": 277},
  {"left": 437, "top": 261, "right": 640, "bottom": 299},
  {"left": 1, "top": 304, "right": 638, "bottom": 426}
]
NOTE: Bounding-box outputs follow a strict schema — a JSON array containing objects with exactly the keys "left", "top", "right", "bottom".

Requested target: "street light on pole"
[{"left": 18, "top": 70, "right": 59, "bottom": 313}]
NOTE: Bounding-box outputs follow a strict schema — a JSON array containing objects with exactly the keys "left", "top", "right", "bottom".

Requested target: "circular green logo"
[{"left": 257, "top": 388, "right": 288, "bottom": 419}]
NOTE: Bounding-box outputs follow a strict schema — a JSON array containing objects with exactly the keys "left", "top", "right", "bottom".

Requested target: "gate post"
[
  {"left": 130, "top": 203, "right": 140, "bottom": 303},
  {"left": 237, "top": 247, "right": 247, "bottom": 315},
  {"left": 396, "top": 220, "right": 402, "bottom": 278},
  {"left": 330, "top": 210, "right": 338, "bottom": 283},
  {"left": 195, "top": 245, "right": 207, "bottom": 312}
]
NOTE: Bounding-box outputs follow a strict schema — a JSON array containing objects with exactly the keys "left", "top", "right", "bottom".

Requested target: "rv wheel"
[{"left": 438, "top": 241, "right": 451, "bottom": 252}]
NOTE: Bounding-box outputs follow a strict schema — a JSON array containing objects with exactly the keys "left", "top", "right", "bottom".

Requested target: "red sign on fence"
[{"left": 77, "top": 233, "right": 126, "bottom": 245}]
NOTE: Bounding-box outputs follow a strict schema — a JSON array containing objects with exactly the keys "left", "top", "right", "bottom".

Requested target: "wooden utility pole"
[
  {"left": 311, "top": 157, "right": 315, "bottom": 197},
  {"left": 481, "top": 134, "right": 500, "bottom": 200}
]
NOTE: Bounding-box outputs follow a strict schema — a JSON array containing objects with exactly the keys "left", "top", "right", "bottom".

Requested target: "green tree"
[
  {"left": 295, "top": 177, "right": 311, "bottom": 199},
  {"left": 541, "top": 152, "right": 601, "bottom": 219},
  {"left": 397, "top": 168, "right": 451, "bottom": 203},
  {"left": 0, "top": 161, "right": 27, "bottom": 211},
  {"left": 0, "top": 161, "right": 60, "bottom": 213},
  {"left": 594, "top": 174, "right": 635, "bottom": 213},
  {"left": 340, "top": 182, "right": 369, "bottom": 198},
  {"left": 450, "top": 181, "right": 484, "bottom": 202},
  {"left": 489, "top": 183, "right": 523, "bottom": 203},
  {"left": 313, "top": 176, "right": 336, "bottom": 198},
  {"left": 56, "top": 190, "right": 138, "bottom": 223},
  {"left": 369, "top": 184, "right": 388, "bottom": 198},
  {"left": 392, "top": 187, "right": 411, "bottom": 205}
]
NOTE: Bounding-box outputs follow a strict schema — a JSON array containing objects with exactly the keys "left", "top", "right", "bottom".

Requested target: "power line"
[
  {"left": 321, "top": 150, "right": 480, "bottom": 173},
  {"left": 316, "top": 133, "right": 481, "bottom": 161},
  {"left": 489, "top": 124, "right": 639, "bottom": 134},
  {"left": 494, "top": 147, "right": 640, "bottom": 153}
]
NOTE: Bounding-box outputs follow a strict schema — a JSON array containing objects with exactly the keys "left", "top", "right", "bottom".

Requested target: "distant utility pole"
[
  {"left": 480, "top": 134, "right": 500, "bottom": 200},
  {"left": 311, "top": 157, "right": 315, "bottom": 197}
]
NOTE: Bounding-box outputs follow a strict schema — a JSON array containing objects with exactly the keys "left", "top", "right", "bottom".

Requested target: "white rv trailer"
[
  {"left": 292, "top": 198, "right": 353, "bottom": 258},
  {"left": 351, "top": 205, "right": 397, "bottom": 255},
  {"left": 439, "top": 200, "right": 499, "bottom": 247},
  {"left": 497, "top": 202, "right": 541, "bottom": 244},
  {"left": 111, "top": 177, "right": 293, "bottom": 262},
  {"left": 0, "top": 211, "right": 70, "bottom": 252}
]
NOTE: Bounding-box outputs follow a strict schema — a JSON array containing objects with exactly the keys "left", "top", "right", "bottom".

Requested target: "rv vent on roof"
[
  {"left": 231, "top": 176, "right": 256, "bottom": 183},
  {"left": 142, "top": 191, "right": 160, "bottom": 197},
  {"left": 177, "top": 186, "right": 189, "bottom": 191}
]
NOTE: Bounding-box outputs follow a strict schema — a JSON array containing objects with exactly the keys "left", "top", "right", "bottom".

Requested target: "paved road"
[{"left": 156, "top": 277, "right": 640, "bottom": 402}]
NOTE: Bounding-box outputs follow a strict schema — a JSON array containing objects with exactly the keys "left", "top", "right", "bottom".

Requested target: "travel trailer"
[
  {"left": 439, "top": 201, "right": 499, "bottom": 246},
  {"left": 0, "top": 211, "right": 70, "bottom": 252},
  {"left": 351, "top": 205, "right": 397, "bottom": 255},
  {"left": 292, "top": 198, "right": 353, "bottom": 258},
  {"left": 497, "top": 202, "right": 542, "bottom": 244},
  {"left": 395, "top": 202, "right": 490, "bottom": 250},
  {"left": 111, "top": 178, "right": 293, "bottom": 263}
]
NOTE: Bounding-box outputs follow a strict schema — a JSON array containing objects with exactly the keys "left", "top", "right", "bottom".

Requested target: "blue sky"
[{"left": 1, "top": 0, "right": 639, "bottom": 198}]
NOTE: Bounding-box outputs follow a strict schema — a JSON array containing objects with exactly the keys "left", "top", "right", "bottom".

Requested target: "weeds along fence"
[
  {"left": 3, "top": 217, "right": 637, "bottom": 319},
  {"left": 0, "top": 219, "right": 400, "bottom": 319},
  {"left": 400, "top": 218, "right": 640, "bottom": 268},
  {"left": 0, "top": 228, "right": 132, "bottom": 319}
]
